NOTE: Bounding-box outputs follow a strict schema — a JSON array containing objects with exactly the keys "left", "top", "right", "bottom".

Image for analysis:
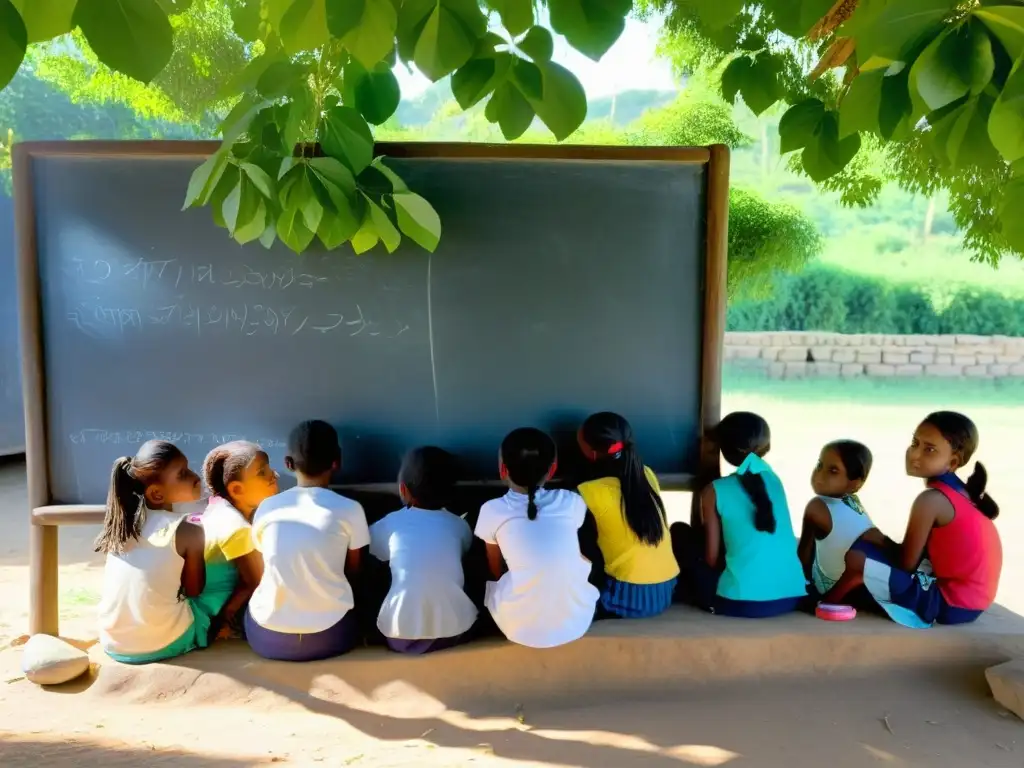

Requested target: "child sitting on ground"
[
  {"left": 671, "top": 412, "right": 806, "bottom": 618},
  {"left": 577, "top": 412, "right": 678, "bottom": 618},
  {"left": 192, "top": 441, "right": 279, "bottom": 640},
  {"left": 369, "top": 447, "right": 478, "bottom": 654},
  {"left": 96, "top": 441, "right": 209, "bottom": 664},
  {"left": 798, "top": 440, "right": 894, "bottom": 599},
  {"left": 246, "top": 420, "right": 370, "bottom": 661},
  {"left": 475, "top": 427, "right": 599, "bottom": 648},
  {"left": 824, "top": 411, "right": 1002, "bottom": 627}
]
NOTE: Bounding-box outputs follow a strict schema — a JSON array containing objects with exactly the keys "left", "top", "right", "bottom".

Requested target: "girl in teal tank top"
[{"left": 671, "top": 412, "right": 807, "bottom": 617}]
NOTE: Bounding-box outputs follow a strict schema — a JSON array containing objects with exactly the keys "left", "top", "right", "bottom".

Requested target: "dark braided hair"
[
  {"left": 500, "top": 428, "right": 557, "bottom": 521},
  {"left": 95, "top": 440, "right": 185, "bottom": 555},
  {"left": 921, "top": 411, "right": 999, "bottom": 520},
  {"left": 399, "top": 446, "right": 458, "bottom": 510},
  {"left": 203, "top": 441, "right": 262, "bottom": 503},
  {"left": 580, "top": 412, "right": 666, "bottom": 545},
  {"left": 715, "top": 412, "right": 776, "bottom": 534}
]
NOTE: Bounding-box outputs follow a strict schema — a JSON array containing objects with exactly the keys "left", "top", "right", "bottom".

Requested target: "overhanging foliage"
[{"left": 0, "top": 0, "right": 634, "bottom": 253}]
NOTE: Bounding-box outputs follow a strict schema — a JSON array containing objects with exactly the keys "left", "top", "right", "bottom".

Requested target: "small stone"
[
  {"left": 987, "top": 661, "right": 1024, "bottom": 722},
  {"left": 21, "top": 634, "right": 90, "bottom": 686}
]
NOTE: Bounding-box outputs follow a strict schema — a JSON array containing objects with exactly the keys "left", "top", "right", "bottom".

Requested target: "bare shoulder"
[
  {"left": 176, "top": 519, "right": 205, "bottom": 554},
  {"left": 911, "top": 487, "right": 954, "bottom": 525}
]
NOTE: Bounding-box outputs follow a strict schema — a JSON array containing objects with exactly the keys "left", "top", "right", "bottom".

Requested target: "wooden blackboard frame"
[{"left": 15, "top": 140, "right": 729, "bottom": 635}]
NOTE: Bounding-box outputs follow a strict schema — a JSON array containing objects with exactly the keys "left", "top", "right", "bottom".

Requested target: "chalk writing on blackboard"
[
  {"left": 67, "top": 257, "right": 332, "bottom": 292},
  {"left": 70, "top": 429, "right": 288, "bottom": 449},
  {"left": 66, "top": 300, "right": 411, "bottom": 340}
]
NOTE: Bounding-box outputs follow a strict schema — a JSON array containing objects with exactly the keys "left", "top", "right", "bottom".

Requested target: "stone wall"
[{"left": 725, "top": 332, "right": 1024, "bottom": 379}]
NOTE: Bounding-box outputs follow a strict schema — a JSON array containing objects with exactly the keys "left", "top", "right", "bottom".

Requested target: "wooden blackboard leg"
[{"left": 29, "top": 524, "right": 59, "bottom": 636}]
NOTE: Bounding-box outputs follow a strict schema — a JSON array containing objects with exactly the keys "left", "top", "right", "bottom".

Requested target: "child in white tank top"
[
  {"left": 798, "top": 441, "right": 895, "bottom": 596},
  {"left": 95, "top": 441, "right": 209, "bottom": 664}
]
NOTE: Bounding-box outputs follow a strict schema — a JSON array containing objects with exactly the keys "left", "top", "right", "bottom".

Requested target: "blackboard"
[
  {"left": 24, "top": 144, "right": 717, "bottom": 506},
  {"left": 0, "top": 192, "right": 23, "bottom": 455}
]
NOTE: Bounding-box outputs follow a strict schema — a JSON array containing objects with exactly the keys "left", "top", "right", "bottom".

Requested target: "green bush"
[{"left": 728, "top": 266, "right": 1024, "bottom": 336}]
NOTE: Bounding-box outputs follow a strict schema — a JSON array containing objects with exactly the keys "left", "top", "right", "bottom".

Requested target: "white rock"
[{"left": 21, "top": 634, "right": 90, "bottom": 686}]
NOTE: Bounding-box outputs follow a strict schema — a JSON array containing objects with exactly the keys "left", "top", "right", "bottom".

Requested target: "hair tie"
[{"left": 607, "top": 441, "right": 624, "bottom": 455}]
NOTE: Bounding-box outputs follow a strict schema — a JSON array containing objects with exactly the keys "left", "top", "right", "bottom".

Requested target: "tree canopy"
[
  {"left": 641, "top": 0, "right": 1024, "bottom": 262},
  {"left": 0, "top": 0, "right": 634, "bottom": 254}
]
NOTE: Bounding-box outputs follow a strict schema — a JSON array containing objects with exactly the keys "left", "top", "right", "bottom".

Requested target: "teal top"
[{"left": 712, "top": 455, "right": 807, "bottom": 602}]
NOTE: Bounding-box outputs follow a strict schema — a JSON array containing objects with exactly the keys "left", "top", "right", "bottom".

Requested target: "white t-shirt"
[
  {"left": 475, "top": 488, "right": 598, "bottom": 649},
  {"left": 248, "top": 487, "right": 370, "bottom": 634},
  {"left": 369, "top": 507, "right": 477, "bottom": 640},
  {"left": 98, "top": 508, "right": 194, "bottom": 656}
]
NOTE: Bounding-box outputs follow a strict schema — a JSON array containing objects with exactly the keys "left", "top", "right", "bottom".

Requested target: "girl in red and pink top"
[{"left": 824, "top": 411, "right": 1001, "bottom": 627}]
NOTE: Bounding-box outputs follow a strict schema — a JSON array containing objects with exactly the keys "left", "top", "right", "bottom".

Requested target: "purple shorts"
[
  {"left": 245, "top": 609, "right": 359, "bottom": 662},
  {"left": 385, "top": 632, "right": 466, "bottom": 655}
]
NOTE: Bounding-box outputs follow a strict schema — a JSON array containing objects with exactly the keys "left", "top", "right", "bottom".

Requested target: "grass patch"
[{"left": 723, "top": 365, "right": 1024, "bottom": 408}]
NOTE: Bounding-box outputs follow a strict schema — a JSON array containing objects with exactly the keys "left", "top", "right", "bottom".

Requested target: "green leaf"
[
  {"left": 73, "top": 0, "right": 174, "bottom": 84},
  {"left": 357, "top": 165, "right": 394, "bottom": 197},
  {"left": 368, "top": 198, "right": 401, "bottom": 253},
  {"left": 801, "top": 112, "right": 861, "bottom": 182},
  {"left": 839, "top": 69, "right": 884, "bottom": 138},
  {"left": 930, "top": 93, "right": 999, "bottom": 168},
  {"left": 10, "top": 0, "right": 75, "bottom": 43},
  {"left": 210, "top": 165, "right": 240, "bottom": 228},
  {"left": 316, "top": 184, "right": 363, "bottom": 248},
  {"left": 879, "top": 67, "right": 913, "bottom": 140},
  {"left": 301, "top": 184, "right": 324, "bottom": 233},
  {"left": 277, "top": 205, "right": 316, "bottom": 253},
  {"left": 911, "top": 23, "right": 995, "bottom": 112},
  {"left": 393, "top": 192, "right": 441, "bottom": 252},
  {"left": 320, "top": 105, "right": 375, "bottom": 174},
  {"left": 310, "top": 156, "right": 358, "bottom": 198},
  {"left": 778, "top": 99, "right": 825, "bottom": 153},
  {"left": 487, "top": 0, "right": 533, "bottom": 37},
  {"left": 280, "top": 88, "right": 310, "bottom": 151},
  {"left": 371, "top": 157, "right": 409, "bottom": 192},
  {"left": 452, "top": 53, "right": 511, "bottom": 109},
  {"left": 691, "top": 0, "right": 743, "bottom": 30},
  {"left": 257, "top": 61, "right": 308, "bottom": 99},
  {"left": 413, "top": 1, "right": 478, "bottom": 81},
  {"left": 234, "top": 200, "right": 267, "bottom": 245},
  {"left": 976, "top": 7, "right": 1024, "bottom": 62},
  {"left": 231, "top": 0, "right": 262, "bottom": 42},
  {"left": 989, "top": 58, "right": 1024, "bottom": 163},
  {"left": 351, "top": 209, "right": 380, "bottom": 253},
  {"left": 259, "top": 224, "right": 278, "bottom": 249},
  {"left": 278, "top": 0, "right": 330, "bottom": 54},
  {"left": 528, "top": 61, "right": 587, "bottom": 140},
  {"left": 222, "top": 177, "right": 262, "bottom": 237},
  {"left": 344, "top": 59, "right": 401, "bottom": 125},
  {"left": 856, "top": 0, "right": 957, "bottom": 62},
  {"left": 183, "top": 152, "right": 231, "bottom": 209},
  {"left": 241, "top": 162, "right": 275, "bottom": 199},
  {"left": 518, "top": 26, "right": 554, "bottom": 62},
  {"left": 721, "top": 54, "right": 784, "bottom": 116},
  {"left": 485, "top": 81, "right": 533, "bottom": 139},
  {"left": 0, "top": 0, "right": 27, "bottom": 91},
  {"left": 1000, "top": 177, "right": 1024, "bottom": 254},
  {"left": 219, "top": 94, "right": 271, "bottom": 145},
  {"left": 769, "top": 0, "right": 833, "bottom": 38},
  {"left": 547, "top": 0, "right": 631, "bottom": 61},
  {"left": 333, "top": 0, "right": 398, "bottom": 68}
]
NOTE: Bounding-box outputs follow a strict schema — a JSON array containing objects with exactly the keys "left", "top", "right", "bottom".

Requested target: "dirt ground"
[{"left": 1, "top": 386, "right": 1022, "bottom": 766}]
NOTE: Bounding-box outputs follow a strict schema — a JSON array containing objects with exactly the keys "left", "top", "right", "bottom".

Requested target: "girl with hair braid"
[
  {"left": 671, "top": 412, "right": 806, "bottom": 618},
  {"left": 577, "top": 412, "right": 678, "bottom": 618},
  {"left": 96, "top": 441, "right": 210, "bottom": 663},
  {"left": 474, "top": 427, "right": 599, "bottom": 648}
]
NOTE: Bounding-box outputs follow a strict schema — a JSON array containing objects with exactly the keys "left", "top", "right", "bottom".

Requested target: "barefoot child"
[
  {"left": 193, "top": 441, "right": 279, "bottom": 640},
  {"left": 475, "top": 427, "right": 599, "bottom": 648},
  {"left": 577, "top": 412, "right": 678, "bottom": 618},
  {"left": 246, "top": 420, "right": 370, "bottom": 661},
  {"left": 96, "top": 441, "right": 210, "bottom": 663},
  {"left": 825, "top": 412, "right": 1002, "bottom": 627},
  {"left": 672, "top": 412, "right": 806, "bottom": 617},
  {"left": 798, "top": 441, "right": 894, "bottom": 597},
  {"left": 369, "top": 447, "right": 478, "bottom": 654}
]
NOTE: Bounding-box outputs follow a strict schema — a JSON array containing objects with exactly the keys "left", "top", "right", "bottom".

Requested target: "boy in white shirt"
[
  {"left": 370, "top": 447, "right": 478, "bottom": 654},
  {"left": 246, "top": 420, "right": 370, "bottom": 662}
]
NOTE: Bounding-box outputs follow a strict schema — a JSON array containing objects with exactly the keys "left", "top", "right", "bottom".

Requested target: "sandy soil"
[{"left": 0, "top": 390, "right": 1022, "bottom": 766}]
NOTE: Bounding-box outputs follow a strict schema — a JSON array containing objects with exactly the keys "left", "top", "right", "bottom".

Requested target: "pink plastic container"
[{"left": 816, "top": 603, "right": 857, "bottom": 621}]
